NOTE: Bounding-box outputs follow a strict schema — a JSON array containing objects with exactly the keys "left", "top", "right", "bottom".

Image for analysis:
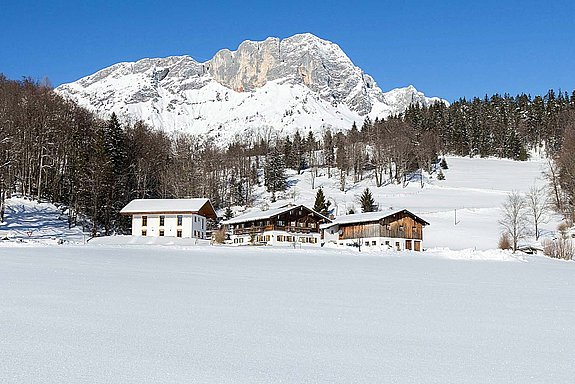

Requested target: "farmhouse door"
[
  {"left": 414, "top": 241, "right": 421, "bottom": 251},
  {"left": 405, "top": 240, "right": 412, "bottom": 250}
]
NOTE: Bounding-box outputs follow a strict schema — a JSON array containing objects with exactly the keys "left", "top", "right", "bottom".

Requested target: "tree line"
[{"left": 1, "top": 74, "right": 574, "bottom": 234}]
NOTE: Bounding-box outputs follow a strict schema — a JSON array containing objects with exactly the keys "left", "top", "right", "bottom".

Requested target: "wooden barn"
[
  {"left": 222, "top": 204, "right": 331, "bottom": 246},
  {"left": 322, "top": 210, "right": 430, "bottom": 251}
]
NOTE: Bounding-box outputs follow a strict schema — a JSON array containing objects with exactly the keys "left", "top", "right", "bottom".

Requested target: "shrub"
[
  {"left": 212, "top": 228, "right": 226, "bottom": 244},
  {"left": 542, "top": 222, "right": 574, "bottom": 260},
  {"left": 498, "top": 233, "right": 511, "bottom": 250}
]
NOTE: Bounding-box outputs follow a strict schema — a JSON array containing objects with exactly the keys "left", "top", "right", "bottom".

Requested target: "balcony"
[{"left": 230, "top": 224, "right": 319, "bottom": 236}]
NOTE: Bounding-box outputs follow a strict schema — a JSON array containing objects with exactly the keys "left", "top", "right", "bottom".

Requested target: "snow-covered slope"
[
  {"left": 229, "top": 155, "right": 557, "bottom": 251},
  {"left": 0, "top": 197, "right": 87, "bottom": 244},
  {"left": 55, "top": 33, "right": 444, "bottom": 142}
]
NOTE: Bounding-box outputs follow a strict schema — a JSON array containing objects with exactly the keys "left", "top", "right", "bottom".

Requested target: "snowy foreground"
[{"left": 2, "top": 245, "right": 574, "bottom": 383}]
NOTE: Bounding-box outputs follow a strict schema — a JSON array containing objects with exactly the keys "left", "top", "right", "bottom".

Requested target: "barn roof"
[
  {"left": 222, "top": 204, "right": 330, "bottom": 225},
  {"left": 321, "top": 209, "right": 429, "bottom": 228},
  {"left": 120, "top": 198, "right": 216, "bottom": 218}
]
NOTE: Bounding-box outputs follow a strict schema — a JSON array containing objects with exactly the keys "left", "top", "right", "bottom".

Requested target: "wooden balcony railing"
[{"left": 230, "top": 224, "right": 319, "bottom": 236}]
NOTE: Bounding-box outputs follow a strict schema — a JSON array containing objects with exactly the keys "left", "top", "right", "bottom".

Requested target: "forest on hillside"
[{"left": 1, "top": 74, "right": 574, "bottom": 234}]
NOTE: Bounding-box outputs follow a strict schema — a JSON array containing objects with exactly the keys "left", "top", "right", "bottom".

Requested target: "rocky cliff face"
[
  {"left": 207, "top": 34, "right": 382, "bottom": 115},
  {"left": 56, "top": 33, "right": 444, "bottom": 143}
]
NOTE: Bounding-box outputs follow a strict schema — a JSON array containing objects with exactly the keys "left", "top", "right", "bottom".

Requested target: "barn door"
[
  {"left": 405, "top": 240, "right": 412, "bottom": 250},
  {"left": 414, "top": 241, "right": 421, "bottom": 251}
]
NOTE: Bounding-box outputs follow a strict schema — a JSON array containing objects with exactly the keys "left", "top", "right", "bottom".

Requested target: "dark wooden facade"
[
  {"left": 227, "top": 205, "right": 329, "bottom": 236},
  {"left": 339, "top": 211, "right": 427, "bottom": 241}
]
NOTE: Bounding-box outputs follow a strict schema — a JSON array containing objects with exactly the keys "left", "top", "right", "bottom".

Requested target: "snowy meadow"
[{"left": 1, "top": 245, "right": 574, "bottom": 383}]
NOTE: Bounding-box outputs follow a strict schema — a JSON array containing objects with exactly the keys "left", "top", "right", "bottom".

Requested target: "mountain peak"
[{"left": 55, "top": 34, "right": 444, "bottom": 144}]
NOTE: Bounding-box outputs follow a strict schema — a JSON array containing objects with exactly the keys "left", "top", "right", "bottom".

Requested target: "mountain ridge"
[{"left": 56, "top": 33, "right": 445, "bottom": 142}]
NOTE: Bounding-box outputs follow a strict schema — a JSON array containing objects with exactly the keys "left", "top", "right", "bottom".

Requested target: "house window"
[
  {"left": 399, "top": 225, "right": 404, "bottom": 232},
  {"left": 265, "top": 235, "right": 270, "bottom": 242},
  {"left": 177, "top": 229, "right": 182, "bottom": 238},
  {"left": 141, "top": 229, "right": 147, "bottom": 236},
  {"left": 159, "top": 229, "right": 164, "bottom": 237},
  {"left": 372, "top": 241, "right": 377, "bottom": 246},
  {"left": 365, "top": 242, "right": 369, "bottom": 246},
  {"left": 142, "top": 216, "right": 147, "bottom": 226},
  {"left": 159, "top": 216, "right": 165, "bottom": 226},
  {"left": 386, "top": 224, "right": 391, "bottom": 231},
  {"left": 177, "top": 215, "right": 183, "bottom": 226},
  {"left": 277, "top": 220, "right": 284, "bottom": 226},
  {"left": 385, "top": 240, "right": 390, "bottom": 246}
]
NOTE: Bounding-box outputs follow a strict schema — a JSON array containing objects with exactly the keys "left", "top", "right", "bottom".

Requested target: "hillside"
[
  {"left": 0, "top": 156, "right": 558, "bottom": 251},
  {"left": 55, "top": 33, "right": 443, "bottom": 143},
  {"left": 231, "top": 155, "right": 556, "bottom": 251},
  {"left": 0, "top": 197, "right": 86, "bottom": 244}
]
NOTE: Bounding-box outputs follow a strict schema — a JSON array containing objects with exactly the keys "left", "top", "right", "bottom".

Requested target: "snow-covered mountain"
[{"left": 56, "top": 33, "right": 444, "bottom": 142}]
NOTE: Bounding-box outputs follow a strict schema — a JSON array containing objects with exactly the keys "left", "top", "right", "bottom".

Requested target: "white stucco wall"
[
  {"left": 131, "top": 214, "right": 207, "bottom": 239},
  {"left": 228, "top": 230, "right": 322, "bottom": 247}
]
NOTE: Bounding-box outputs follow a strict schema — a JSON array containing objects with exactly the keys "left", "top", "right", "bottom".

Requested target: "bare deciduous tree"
[
  {"left": 499, "top": 191, "right": 529, "bottom": 252},
  {"left": 525, "top": 185, "right": 549, "bottom": 241}
]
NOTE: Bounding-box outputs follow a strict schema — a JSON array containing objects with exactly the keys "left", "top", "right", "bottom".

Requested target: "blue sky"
[{"left": 1, "top": 0, "right": 573, "bottom": 101}]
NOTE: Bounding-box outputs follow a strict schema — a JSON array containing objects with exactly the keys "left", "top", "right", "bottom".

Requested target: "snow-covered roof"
[
  {"left": 120, "top": 198, "right": 215, "bottom": 217},
  {"left": 222, "top": 204, "right": 330, "bottom": 225},
  {"left": 321, "top": 209, "right": 429, "bottom": 228}
]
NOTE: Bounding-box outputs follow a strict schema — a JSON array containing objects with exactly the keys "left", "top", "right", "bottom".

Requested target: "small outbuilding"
[
  {"left": 120, "top": 198, "right": 216, "bottom": 239},
  {"left": 321, "top": 209, "right": 429, "bottom": 251}
]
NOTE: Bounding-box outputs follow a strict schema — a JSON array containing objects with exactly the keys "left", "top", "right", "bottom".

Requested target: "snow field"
[{"left": 1, "top": 245, "right": 574, "bottom": 383}]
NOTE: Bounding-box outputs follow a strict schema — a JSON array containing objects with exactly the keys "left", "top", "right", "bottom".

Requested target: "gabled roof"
[
  {"left": 222, "top": 204, "right": 330, "bottom": 225},
  {"left": 321, "top": 209, "right": 429, "bottom": 228},
  {"left": 120, "top": 198, "right": 217, "bottom": 219}
]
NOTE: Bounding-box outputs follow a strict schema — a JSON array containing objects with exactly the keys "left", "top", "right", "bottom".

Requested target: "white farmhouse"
[{"left": 120, "top": 198, "right": 217, "bottom": 239}]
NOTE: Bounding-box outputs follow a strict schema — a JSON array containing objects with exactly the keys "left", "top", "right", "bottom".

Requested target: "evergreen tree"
[
  {"left": 224, "top": 207, "right": 233, "bottom": 220},
  {"left": 440, "top": 158, "right": 449, "bottom": 169},
  {"left": 313, "top": 187, "right": 331, "bottom": 216},
  {"left": 264, "top": 146, "right": 287, "bottom": 202},
  {"left": 360, "top": 188, "right": 376, "bottom": 212},
  {"left": 103, "top": 113, "right": 132, "bottom": 233},
  {"left": 292, "top": 130, "right": 306, "bottom": 173}
]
